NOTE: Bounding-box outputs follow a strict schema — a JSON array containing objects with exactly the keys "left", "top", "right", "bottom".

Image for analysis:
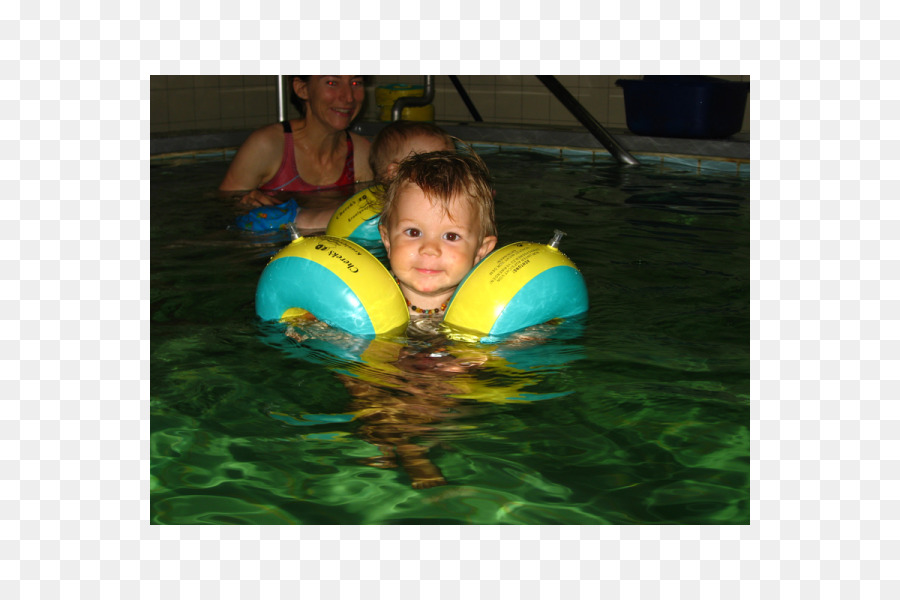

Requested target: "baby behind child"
[{"left": 368, "top": 121, "right": 456, "bottom": 185}]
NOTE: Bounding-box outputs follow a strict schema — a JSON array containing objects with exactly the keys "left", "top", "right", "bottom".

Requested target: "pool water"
[{"left": 150, "top": 149, "right": 749, "bottom": 525}]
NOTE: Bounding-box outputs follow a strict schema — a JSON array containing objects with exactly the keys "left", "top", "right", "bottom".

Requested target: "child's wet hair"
[
  {"left": 368, "top": 121, "right": 456, "bottom": 182},
  {"left": 380, "top": 149, "right": 497, "bottom": 239}
]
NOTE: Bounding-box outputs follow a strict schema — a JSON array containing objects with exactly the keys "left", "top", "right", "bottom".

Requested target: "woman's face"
[{"left": 294, "top": 76, "right": 365, "bottom": 131}]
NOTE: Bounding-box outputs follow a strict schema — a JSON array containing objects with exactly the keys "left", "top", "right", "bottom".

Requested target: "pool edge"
[{"left": 151, "top": 120, "right": 750, "bottom": 177}]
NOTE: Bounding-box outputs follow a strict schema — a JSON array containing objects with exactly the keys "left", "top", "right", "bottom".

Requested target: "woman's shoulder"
[
  {"left": 241, "top": 122, "right": 291, "bottom": 161},
  {"left": 247, "top": 121, "right": 290, "bottom": 146},
  {"left": 218, "top": 122, "right": 288, "bottom": 191}
]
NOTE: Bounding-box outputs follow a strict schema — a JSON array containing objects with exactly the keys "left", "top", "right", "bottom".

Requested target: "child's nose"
[{"left": 419, "top": 237, "right": 441, "bottom": 255}]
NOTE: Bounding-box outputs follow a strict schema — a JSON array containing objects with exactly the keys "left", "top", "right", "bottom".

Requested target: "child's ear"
[
  {"left": 475, "top": 235, "right": 497, "bottom": 263},
  {"left": 385, "top": 161, "right": 400, "bottom": 180},
  {"left": 379, "top": 225, "right": 392, "bottom": 257}
]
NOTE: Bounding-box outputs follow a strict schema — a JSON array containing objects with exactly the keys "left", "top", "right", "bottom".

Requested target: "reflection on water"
[
  {"left": 261, "top": 314, "right": 587, "bottom": 490},
  {"left": 150, "top": 152, "right": 749, "bottom": 525}
]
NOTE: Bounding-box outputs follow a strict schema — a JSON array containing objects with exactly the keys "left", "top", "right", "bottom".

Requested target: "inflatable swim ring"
[
  {"left": 255, "top": 231, "right": 588, "bottom": 341},
  {"left": 255, "top": 235, "right": 409, "bottom": 337},
  {"left": 324, "top": 185, "right": 384, "bottom": 246},
  {"left": 442, "top": 230, "right": 589, "bottom": 342}
]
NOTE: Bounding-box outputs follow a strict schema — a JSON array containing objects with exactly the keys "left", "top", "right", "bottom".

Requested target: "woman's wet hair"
[{"left": 288, "top": 76, "right": 311, "bottom": 116}]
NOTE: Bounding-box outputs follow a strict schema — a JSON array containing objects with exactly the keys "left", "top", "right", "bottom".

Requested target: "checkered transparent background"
[{"left": 2, "top": 0, "right": 898, "bottom": 597}]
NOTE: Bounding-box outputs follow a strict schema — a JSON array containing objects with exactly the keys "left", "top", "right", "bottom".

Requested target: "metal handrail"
[
  {"left": 384, "top": 75, "right": 640, "bottom": 167},
  {"left": 448, "top": 76, "right": 483, "bottom": 122},
  {"left": 277, "top": 75, "right": 285, "bottom": 122},
  {"left": 536, "top": 75, "right": 640, "bottom": 166}
]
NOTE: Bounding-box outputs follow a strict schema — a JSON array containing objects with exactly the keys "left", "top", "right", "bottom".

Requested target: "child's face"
[
  {"left": 380, "top": 183, "right": 497, "bottom": 310},
  {"left": 385, "top": 134, "right": 455, "bottom": 180}
]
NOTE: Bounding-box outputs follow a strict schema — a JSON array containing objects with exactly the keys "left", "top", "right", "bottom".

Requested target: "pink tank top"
[{"left": 258, "top": 120, "right": 356, "bottom": 192}]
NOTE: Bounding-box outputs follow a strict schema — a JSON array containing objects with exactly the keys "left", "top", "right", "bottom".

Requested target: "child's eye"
[
  {"left": 404, "top": 228, "right": 421, "bottom": 238},
  {"left": 444, "top": 232, "right": 461, "bottom": 242}
]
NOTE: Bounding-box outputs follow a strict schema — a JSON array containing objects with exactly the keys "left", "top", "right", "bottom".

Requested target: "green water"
[{"left": 150, "top": 150, "right": 749, "bottom": 525}]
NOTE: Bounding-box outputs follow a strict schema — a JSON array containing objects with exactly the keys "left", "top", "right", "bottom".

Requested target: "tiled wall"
[
  {"left": 150, "top": 75, "right": 750, "bottom": 136},
  {"left": 150, "top": 75, "right": 280, "bottom": 134}
]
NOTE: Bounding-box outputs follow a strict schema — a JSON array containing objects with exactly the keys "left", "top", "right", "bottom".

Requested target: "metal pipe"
[
  {"left": 536, "top": 75, "right": 640, "bottom": 166},
  {"left": 391, "top": 75, "right": 435, "bottom": 121},
  {"left": 277, "top": 75, "right": 285, "bottom": 122},
  {"left": 448, "top": 75, "right": 483, "bottom": 122}
]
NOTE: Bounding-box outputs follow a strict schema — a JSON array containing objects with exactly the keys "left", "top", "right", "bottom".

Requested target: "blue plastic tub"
[{"left": 615, "top": 76, "right": 750, "bottom": 139}]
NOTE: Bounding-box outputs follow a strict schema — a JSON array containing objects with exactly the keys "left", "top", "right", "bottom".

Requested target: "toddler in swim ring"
[
  {"left": 379, "top": 150, "right": 498, "bottom": 318},
  {"left": 236, "top": 121, "right": 455, "bottom": 233}
]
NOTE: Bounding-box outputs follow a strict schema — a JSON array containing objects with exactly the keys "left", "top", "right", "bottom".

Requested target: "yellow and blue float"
[
  {"left": 324, "top": 185, "right": 384, "bottom": 247},
  {"left": 255, "top": 230, "right": 589, "bottom": 341},
  {"left": 443, "top": 230, "right": 589, "bottom": 342},
  {"left": 255, "top": 235, "right": 409, "bottom": 337}
]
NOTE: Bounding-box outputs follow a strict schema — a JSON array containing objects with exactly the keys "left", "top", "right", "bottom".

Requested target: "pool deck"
[{"left": 150, "top": 120, "right": 750, "bottom": 176}]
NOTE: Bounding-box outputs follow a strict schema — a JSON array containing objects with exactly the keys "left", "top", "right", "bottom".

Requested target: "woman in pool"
[
  {"left": 235, "top": 120, "right": 456, "bottom": 234},
  {"left": 220, "top": 76, "right": 374, "bottom": 214}
]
